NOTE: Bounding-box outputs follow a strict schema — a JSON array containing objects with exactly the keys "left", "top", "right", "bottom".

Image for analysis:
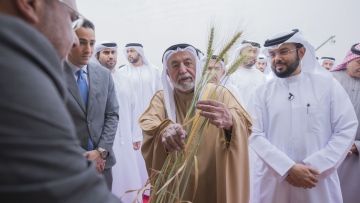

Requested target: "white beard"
[{"left": 172, "top": 72, "right": 195, "bottom": 92}]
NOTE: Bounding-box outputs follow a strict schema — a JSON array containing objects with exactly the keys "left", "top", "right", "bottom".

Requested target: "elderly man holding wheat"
[{"left": 139, "top": 42, "right": 252, "bottom": 203}]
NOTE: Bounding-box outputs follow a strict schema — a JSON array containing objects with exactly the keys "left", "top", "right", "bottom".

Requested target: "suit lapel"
[
  {"left": 87, "top": 63, "right": 99, "bottom": 114},
  {"left": 64, "top": 62, "right": 86, "bottom": 113}
]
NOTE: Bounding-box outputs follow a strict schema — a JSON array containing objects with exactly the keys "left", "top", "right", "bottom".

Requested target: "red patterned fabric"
[{"left": 331, "top": 43, "right": 360, "bottom": 72}]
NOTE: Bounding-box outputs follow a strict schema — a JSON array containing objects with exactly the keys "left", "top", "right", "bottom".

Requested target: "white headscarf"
[
  {"left": 318, "top": 57, "right": 336, "bottom": 69},
  {"left": 123, "top": 43, "right": 149, "bottom": 65},
  {"left": 263, "top": 29, "right": 333, "bottom": 101},
  {"left": 262, "top": 30, "right": 330, "bottom": 76},
  {"left": 256, "top": 54, "right": 271, "bottom": 74},
  {"left": 90, "top": 41, "right": 117, "bottom": 66},
  {"left": 120, "top": 43, "right": 160, "bottom": 96},
  {"left": 161, "top": 44, "right": 202, "bottom": 122},
  {"left": 227, "top": 40, "right": 261, "bottom": 71}
]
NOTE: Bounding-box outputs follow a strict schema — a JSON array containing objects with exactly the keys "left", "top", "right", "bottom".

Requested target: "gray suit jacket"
[
  {"left": 64, "top": 62, "right": 119, "bottom": 168},
  {"left": 0, "top": 13, "right": 120, "bottom": 203}
]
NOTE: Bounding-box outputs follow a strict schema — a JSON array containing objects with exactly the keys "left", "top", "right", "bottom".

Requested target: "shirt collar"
[{"left": 66, "top": 57, "right": 88, "bottom": 75}]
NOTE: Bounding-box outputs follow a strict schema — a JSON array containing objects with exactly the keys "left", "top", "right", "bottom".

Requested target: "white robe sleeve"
[
  {"left": 248, "top": 87, "right": 296, "bottom": 181},
  {"left": 354, "top": 141, "right": 360, "bottom": 155},
  {"left": 154, "top": 65, "right": 163, "bottom": 91},
  {"left": 131, "top": 83, "right": 143, "bottom": 143},
  {"left": 303, "top": 79, "right": 358, "bottom": 180}
]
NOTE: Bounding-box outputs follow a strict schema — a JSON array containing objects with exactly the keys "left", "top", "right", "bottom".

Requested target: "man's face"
[
  {"left": 256, "top": 61, "right": 267, "bottom": 72},
  {"left": 241, "top": 46, "right": 259, "bottom": 68},
  {"left": 207, "top": 60, "right": 225, "bottom": 84},
  {"left": 127, "top": 48, "right": 142, "bottom": 64},
  {"left": 346, "top": 58, "right": 360, "bottom": 78},
  {"left": 269, "top": 43, "right": 304, "bottom": 78},
  {"left": 167, "top": 51, "right": 196, "bottom": 93},
  {"left": 97, "top": 48, "right": 117, "bottom": 69},
  {"left": 322, "top": 60, "right": 334, "bottom": 70},
  {"left": 37, "top": 0, "right": 79, "bottom": 61},
  {"left": 68, "top": 27, "right": 95, "bottom": 67}
]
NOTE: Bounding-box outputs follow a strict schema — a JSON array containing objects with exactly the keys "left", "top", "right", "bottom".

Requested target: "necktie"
[{"left": 76, "top": 69, "right": 94, "bottom": 151}]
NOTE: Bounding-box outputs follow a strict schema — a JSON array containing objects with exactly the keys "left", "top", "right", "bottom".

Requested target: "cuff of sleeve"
[
  {"left": 354, "top": 140, "right": 360, "bottom": 150},
  {"left": 132, "top": 136, "right": 143, "bottom": 143},
  {"left": 303, "top": 150, "right": 331, "bottom": 173},
  {"left": 279, "top": 170, "right": 291, "bottom": 182},
  {"left": 354, "top": 140, "right": 360, "bottom": 156}
]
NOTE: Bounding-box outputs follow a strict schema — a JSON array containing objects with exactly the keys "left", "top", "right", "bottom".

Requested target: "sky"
[{"left": 76, "top": 0, "right": 360, "bottom": 68}]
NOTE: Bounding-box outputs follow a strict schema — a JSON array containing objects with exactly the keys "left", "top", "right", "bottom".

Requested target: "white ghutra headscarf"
[{"left": 161, "top": 44, "right": 202, "bottom": 122}]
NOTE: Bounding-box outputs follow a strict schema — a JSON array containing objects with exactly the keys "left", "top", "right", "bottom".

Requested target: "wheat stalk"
[{"left": 146, "top": 21, "right": 246, "bottom": 203}]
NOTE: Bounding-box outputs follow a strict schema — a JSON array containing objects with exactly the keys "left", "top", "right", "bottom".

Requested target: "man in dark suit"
[
  {"left": 0, "top": 0, "right": 120, "bottom": 202},
  {"left": 65, "top": 19, "right": 119, "bottom": 190}
]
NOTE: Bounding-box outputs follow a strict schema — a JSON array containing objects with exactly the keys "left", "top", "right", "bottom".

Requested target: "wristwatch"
[{"left": 96, "top": 147, "right": 108, "bottom": 158}]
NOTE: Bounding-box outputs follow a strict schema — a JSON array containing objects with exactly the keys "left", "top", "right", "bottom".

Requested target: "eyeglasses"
[
  {"left": 267, "top": 48, "right": 298, "bottom": 59},
  {"left": 241, "top": 40, "right": 261, "bottom": 48},
  {"left": 58, "top": 0, "right": 85, "bottom": 30}
]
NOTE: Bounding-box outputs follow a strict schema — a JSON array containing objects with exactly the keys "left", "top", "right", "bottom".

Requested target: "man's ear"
[
  {"left": 15, "top": 0, "right": 43, "bottom": 24},
  {"left": 298, "top": 46, "right": 306, "bottom": 60}
]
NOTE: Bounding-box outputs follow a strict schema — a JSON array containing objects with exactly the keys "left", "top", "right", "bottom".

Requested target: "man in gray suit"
[
  {"left": 0, "top": 0, "right": 120, "bottom": 202},
  {"left": 65, "top": 19, "right": 119, "bottom": 190}
]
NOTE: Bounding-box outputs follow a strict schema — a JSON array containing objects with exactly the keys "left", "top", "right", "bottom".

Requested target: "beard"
[
  {"left": 272, "top": 53, "right": 300, "bottom": 78},
  {"left": 102, "top": 61, "right": 116, "bottom": 69},
  {"left": 243, "top": 58, "right": 256, "bottom": 68},
  {"left": 172, "top": 72, "right": 195, "bottom": 92},
  {"left": 257, "top": 67, "right": 265, "bottom": 72},
  {"left": 128, "top": 54, "right": 140, "bottom": 64}
]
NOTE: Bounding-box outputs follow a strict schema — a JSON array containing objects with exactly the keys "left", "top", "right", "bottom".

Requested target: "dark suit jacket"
[
  {"left": 0, "top": 13, "right": 120, "bottom": 203},
  {"left": 64, "top": 62, "right": 119, "bottom": 168}
]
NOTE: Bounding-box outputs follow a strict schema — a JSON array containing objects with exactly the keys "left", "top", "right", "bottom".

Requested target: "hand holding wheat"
[
  {"left": 161, "top": 123, "right": 188, "bottom": 152},
  {"left": 196, "top": 99, "right": 233, "bottom": 131}
]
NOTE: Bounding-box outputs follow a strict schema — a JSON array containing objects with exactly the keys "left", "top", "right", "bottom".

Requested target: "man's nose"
[
  {"left": 83, "top": 44, "right": 92, "bottom": 53},
  {"left": 274, "top": 52, "right": 282, "bottom": 60},
  {"left": 179, "top": 63, "right": 188, "bottom": 74}
]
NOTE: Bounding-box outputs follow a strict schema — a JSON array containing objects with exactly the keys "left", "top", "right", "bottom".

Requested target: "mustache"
[
  {"left": 177, "top": 73, "right": 194, "bottom": 83},
  {"left": 275, "top": 61, "right": 286, "bottom": 66}
]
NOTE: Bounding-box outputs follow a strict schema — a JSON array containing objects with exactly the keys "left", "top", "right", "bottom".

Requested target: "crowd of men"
[{"left": 0, "top": 0, "right": 359, "bottom": 203}]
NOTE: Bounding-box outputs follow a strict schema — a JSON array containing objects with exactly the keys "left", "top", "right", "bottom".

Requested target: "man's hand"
[
  {"left": 348, "top": 143, "right": 358, "bottom": 156},
  {"left": 162, "top": 124, "right": 187, "bottom": 152},
  {"left": 288, "top": 164, "right": 320, "bottom": 189},
  {"left": 285, "top": 175, "right": 301, "bottom": 187},
  {"left": 84, "top": 150, "right": 105, "bottom": 173},
  {"left": 96, "top": 159, "right": 106, "bottom": 173},
  {"left": 196, "top": 99, "right": 233, "bottom": 131},
  {"left": 133, "top": 141, "right": 141, "bottom": 150}
]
